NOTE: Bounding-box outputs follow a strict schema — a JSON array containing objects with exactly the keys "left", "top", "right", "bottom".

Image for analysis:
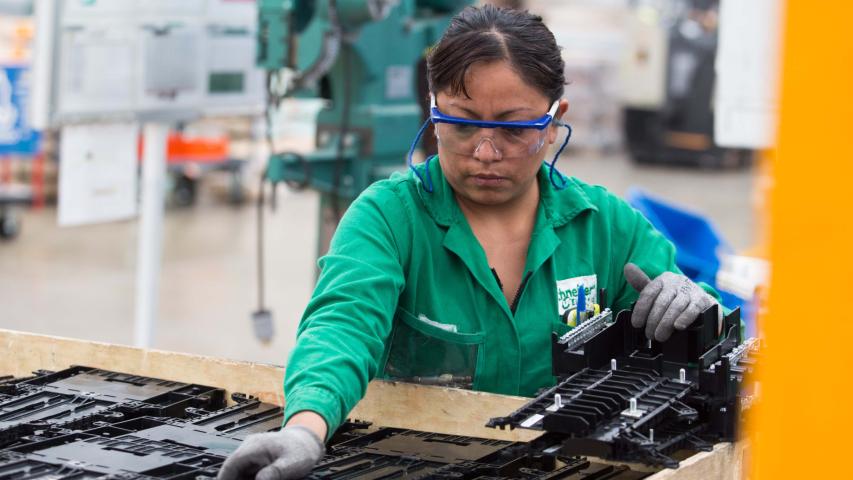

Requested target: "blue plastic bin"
[
  {"left": 626, "top": 188, "right": 756, "bottom": 336},
  {"left": 626, "top": 188, "right": 732, "bottom": 287}
]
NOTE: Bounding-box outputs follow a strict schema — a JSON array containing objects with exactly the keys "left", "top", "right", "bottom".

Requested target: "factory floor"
[{"left": 0, "top": 151, "right": 757, "bottom": 365}]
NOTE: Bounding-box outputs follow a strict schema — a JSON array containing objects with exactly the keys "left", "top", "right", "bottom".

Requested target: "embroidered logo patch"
[{"left": 556, "top": 274, "right": 598, "bottom": 317}]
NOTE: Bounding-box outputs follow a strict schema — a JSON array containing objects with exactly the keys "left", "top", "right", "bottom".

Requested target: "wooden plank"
[
  {"left": 353, "top": 380, "right": 537, "bottom": 442},
  {"left": 0, "top": 328, "right": 534, "bottom": 441},
  {"left": 650, "top": 442, "right": 747, "bottom": 480},
  {"left": 1, "top": 328, "right": 287, "bottom": 405},
  {"left": 0, "top": 328, "right": 744, "bottom": 478}
]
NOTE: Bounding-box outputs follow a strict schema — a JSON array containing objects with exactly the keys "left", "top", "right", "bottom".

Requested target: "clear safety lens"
[{"left": 435, "top": 123, "right": 548, "bottom": 159}]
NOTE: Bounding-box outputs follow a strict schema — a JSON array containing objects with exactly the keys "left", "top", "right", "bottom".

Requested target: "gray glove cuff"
[{"left": 285, "top": 425, "right": 326, "bottom": 458}]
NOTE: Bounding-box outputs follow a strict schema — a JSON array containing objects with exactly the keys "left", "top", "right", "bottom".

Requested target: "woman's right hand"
[{"left": 217, "top": 411, "right": 327, "bottom": 480}]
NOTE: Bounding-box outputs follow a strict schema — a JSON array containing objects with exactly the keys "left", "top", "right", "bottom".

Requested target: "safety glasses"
[
  {"left": 430, "top": 94, "right": 560, "bottom": 159},
  {"left": 407, "top": 94, "right": 573, "bottom": 193}
]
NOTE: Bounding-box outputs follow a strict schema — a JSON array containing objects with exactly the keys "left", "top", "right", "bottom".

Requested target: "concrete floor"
[{"left": 0, "top": 150, "right": 756, "bottom": 365}]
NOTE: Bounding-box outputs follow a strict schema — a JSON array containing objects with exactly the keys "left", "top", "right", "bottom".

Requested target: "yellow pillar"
[{"left": 751, "top": 1, "right": 853, "bottom": 477}]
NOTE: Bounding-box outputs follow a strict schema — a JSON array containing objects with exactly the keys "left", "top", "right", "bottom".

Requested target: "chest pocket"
[{"left": 380, "top": 307, "right": 485, "bottom": 390}]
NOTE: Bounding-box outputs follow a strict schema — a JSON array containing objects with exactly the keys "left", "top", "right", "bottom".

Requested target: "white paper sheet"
[
  {"left": 715, "top": 0, "right": 783, "bottom": 149},
  {"left": 58, "top": 122, "right": 139, "bottom": 226}
]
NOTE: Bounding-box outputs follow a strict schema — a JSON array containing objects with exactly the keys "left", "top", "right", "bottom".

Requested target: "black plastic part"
[
  {"left": 492, "top": 305, "right": 759, "bottom": 469},
  {"left": 0, "top": 367, "right": 656, "bottom": 479},
  {"left": 0, "top": 367, "right": 261, "bottom": 479},
  {"left": 186, "top": 393, "right": 284, "bottom": 440},
  {"left": 309, "top": 426, "right": 650, "bottom": 480},
  {"left": 0, "top": 366, "right": 226, "bottom": 450}
]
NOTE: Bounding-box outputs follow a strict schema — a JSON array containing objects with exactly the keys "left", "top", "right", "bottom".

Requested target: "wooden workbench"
[{"left": 0, "top": 328, "right": 745, "bottom": 479}]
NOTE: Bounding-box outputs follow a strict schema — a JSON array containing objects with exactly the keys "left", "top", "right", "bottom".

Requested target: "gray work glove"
[
  {"left": 217, "top": 425, "right": 325, "bottom": 480},
  {"left": 623, "top": 263, "right": 716, "bottom": 342}
]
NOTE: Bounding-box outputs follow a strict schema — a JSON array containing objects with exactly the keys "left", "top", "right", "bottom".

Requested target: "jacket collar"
[
  {"left": 414, "top": 157, "right": 599, "bottom": 229},
  {"left": 412, "top": 158, "right": 598, "bottom": 320}
]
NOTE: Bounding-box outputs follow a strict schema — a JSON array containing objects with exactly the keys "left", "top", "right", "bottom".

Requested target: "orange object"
[
  {"left": 138, "top": 132, "right": 230, "bottom": 164},
  {"left": 31, "top": 151, "right": 44, "bottom": 209},
  {"left": 0, "top": 156, "right": 10, "bottom": 184},
  {"left": 748, "top": 1, "right": 853, "bottom": 478}
]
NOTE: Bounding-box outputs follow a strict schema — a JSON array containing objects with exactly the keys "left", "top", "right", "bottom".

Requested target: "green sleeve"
[
  {"left": 283, "top": 183, "right": 409, "bottom": 438},
  {"left": 606, "top": 194, "right": 722, "bottom": 313}
]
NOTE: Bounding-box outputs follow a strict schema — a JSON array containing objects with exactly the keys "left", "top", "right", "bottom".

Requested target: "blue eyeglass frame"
[
  {"left": 429, "top": 93, "right": 560, "bottom": 130},
  {"left": 407, "top": 94, "right": 573, "bottom": 193}
]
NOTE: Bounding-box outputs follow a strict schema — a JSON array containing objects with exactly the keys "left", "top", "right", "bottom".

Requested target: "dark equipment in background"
[
  {"left": 0, "top": 190, "right": 27, "bottom": 240},
  {"left": 624, "top": 0, "right": 752, "bottom": 168}
]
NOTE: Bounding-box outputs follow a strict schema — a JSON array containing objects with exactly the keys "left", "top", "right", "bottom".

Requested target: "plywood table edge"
[
  {"left": 0, "top": 328, "right": 744, "bottom": 477},
  {"left": 0, "top": 329, "right": 531, "bottom": 440}
]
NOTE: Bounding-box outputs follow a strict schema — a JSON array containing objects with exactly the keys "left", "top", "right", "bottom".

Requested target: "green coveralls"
[{"left": 283, "top": 158, "right": 719, "bottom": 436}]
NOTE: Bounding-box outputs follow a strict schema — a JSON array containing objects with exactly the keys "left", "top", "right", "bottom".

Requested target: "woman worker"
[{"left": 219, "top": 5, "right": 721, "bottom": 480}]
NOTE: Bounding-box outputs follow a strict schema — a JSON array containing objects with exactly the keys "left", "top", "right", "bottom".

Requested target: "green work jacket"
[{"left": 283, "top": 158, "right": 718, "bottom": 436}]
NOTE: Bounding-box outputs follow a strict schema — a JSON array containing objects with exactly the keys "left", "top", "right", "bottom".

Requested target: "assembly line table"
[{"left": 0, "top": 328, "right": 745, "bottom": 479}]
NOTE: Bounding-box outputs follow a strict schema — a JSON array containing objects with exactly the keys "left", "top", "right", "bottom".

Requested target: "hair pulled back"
[{"left": 427, "top": 5, "right": 566, "bottom": 103}]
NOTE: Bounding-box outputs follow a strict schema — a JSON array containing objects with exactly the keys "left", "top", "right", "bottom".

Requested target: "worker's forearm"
[{"left": 285, "top": 410, "right": 328, "bottom": 442}]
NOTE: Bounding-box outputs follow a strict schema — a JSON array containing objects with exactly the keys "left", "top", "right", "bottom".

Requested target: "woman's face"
[{"left": 435, "top": 60, "right": 568, "bottom": 208}]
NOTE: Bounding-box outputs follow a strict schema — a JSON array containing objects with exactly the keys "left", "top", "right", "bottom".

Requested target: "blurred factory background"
[{"left": 0, "top": 0, "right": 774, "bottom": 364}]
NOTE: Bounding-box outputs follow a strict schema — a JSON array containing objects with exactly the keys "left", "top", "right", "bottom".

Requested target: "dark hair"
[{"left": 427, "top": 5, "right": 566, "bottom": 103}]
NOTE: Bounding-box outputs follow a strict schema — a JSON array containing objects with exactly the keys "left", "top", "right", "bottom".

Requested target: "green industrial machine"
[
  {"left": 251, "top": 1, "right": 471, "bottom": 341},
  {"left": 258, "top": 0, "right": 471, "bottom": 212}
]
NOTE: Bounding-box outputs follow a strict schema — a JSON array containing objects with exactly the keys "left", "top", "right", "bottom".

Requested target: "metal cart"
[{"left": 0, "top": 183, "right": 31, "bottom": 240}]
